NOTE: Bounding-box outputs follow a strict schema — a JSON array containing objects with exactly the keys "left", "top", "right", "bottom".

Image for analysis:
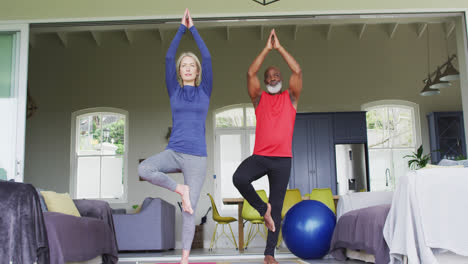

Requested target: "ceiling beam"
[
  {"left": 124, "top": 29, "right": 134, "bottom": 44},
  {"left": 293, "top": 25, "right": 298, "bottom": 41},
  {"left": 29, "top": 12, "right": 458, "bottom": 34},
  {"left": 388, "top": 23, "right": 399, "bottom": 39},
  {"left": 260, "top": 25, "right": 264, "bottom": 40},
  {"left": 416, "top": 23, "right": 427, "bottom": 38},
  {"left": 326, "top": 24, "right": 333, "bottom": 40},
  {"left": 358, "top": 24, "right": 367, "bottom": 40},
  {"left": 226, "top": 26, "right": 230, "bottom": 41},
  {"left": 90, "top": 31, "right": 102, "bottom": 46},
  {"left": 29, "top": 12, "right": 458, "bottom": 36},
  {"left": 56, "top": 32, "right": 68, "bottom": 47},
  {"left": 444, "top": 21, "right": 455, "bottom": 39},
  {"left": 157, "top": 28, "right": 164, "bottom": 42}
]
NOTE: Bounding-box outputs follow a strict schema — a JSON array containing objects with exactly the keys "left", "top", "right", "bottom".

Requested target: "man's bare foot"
[
  {"left": 175, "top": 184, "right": 193, "bottom": 214},
  {"left": 264, "top": 255, "right": 279, "bottom": 264},
  {"left": 264, "top": 203, "right": 275, "bottom": 232}
]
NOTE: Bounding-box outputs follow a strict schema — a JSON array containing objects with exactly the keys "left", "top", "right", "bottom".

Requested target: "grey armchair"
[{"left": 112, "top": 197, "right": 175, "bottom": 251}]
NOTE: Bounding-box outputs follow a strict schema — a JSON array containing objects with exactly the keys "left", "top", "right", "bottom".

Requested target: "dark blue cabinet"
[
  {"left": 427, "top": 111, "right": 466, "bottom": 163},
  {"left": 290, "top": 112, "right": 369, "bottom": 195},
  {"left": 334, "top": 112, "right": 368, "bottom": 143},
  {"left": 290, "top": 113, "right": 336, "bottom": 195}
]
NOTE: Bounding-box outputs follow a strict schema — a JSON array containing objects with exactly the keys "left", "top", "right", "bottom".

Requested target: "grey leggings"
[{"left": 138, "top": 149, "right": 207, "bottom": 250}]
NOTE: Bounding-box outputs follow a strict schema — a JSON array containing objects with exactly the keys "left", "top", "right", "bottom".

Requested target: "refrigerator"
[{"left": 335, "top": 144, "right": 368, "bottom": 195}]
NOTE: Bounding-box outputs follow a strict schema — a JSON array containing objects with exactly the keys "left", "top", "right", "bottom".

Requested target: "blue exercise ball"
[{"left": 282, "top": 200, "right": 336, "bottom": 259}]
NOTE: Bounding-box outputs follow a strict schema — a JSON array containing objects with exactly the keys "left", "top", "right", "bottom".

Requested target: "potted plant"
[{"left": 404, "top": 145, "right": 432, "bottom": 170}]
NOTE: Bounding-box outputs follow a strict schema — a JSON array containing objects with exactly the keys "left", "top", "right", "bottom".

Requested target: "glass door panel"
[
  {"left": 0, "top": 33, "right": 14, "bottom": 97},
  {"left": 0, "top": 24, "right": 28, "bottom": 182},
  {"left": 219, "top": 134, "right": 243, "bottom": 199}
]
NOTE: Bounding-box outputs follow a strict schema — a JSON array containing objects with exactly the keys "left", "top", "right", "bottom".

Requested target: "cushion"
[
  {"left": 438, "top": 159, "right": 459, "bottom": 166},
  {"left": 35, "top": 188, "right": 48, "bottom": 212},
  {"left": 40, "top": 191, "right": 81, "bottom": 217},
  {"left": 423, "top": 164, "right": 464, "bottom": 169},
  {"left": 456, "top": 159, "right": 468, "bottom": 167},
  {"left": 438, "top": 158, "right": 468, "bottom": 168}
]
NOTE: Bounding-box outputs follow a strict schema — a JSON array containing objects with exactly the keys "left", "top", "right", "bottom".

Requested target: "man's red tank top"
[{"left": 253, "top": 90, "right": 297, "bottom": 157}]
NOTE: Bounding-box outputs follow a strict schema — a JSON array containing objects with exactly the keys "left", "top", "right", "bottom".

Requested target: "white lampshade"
[
  {"left": 420, "top": 77, "right": 440, "bottom": 96},
  {"left": 430, "top": 67, "right": 451, "bottom": 89},
  {"left": 440, "top": 60, "right": 460, "bottom": 81}
]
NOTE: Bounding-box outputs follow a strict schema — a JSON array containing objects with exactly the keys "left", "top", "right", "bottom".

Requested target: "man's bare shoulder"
[
  {"left": 252, "top": 91, "right": 263, "bottom": 109},
  {"left": 287, "top": 88, "right": 298, "bottom": 108}
]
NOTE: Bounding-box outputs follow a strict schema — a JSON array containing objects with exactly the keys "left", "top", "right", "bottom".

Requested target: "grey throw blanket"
[
  {"left": 330, "top": 204, "right": 391, "bottom": 264},
  {"left": 74, "top": 199, "right": 119, "bottom": 264},
  {"left": 0, "top": 181, "right": 50, "bottom": 263},
  {"left": 44, "top": 199, "right": 118, "bottom": 264}
]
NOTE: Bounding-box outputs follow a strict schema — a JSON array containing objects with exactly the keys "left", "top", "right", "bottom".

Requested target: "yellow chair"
[
  {"left": 281, "top": 189, "right": 303, "bottom": 219},
  {"left": 207, "top": 193, "right": 238, "bottom": 250},
  {"left": 277, "top": 189, "right": 302, "bottom": 248},
  {"left": 242, "top": 190, "right": 268, "bottom": 249},
  {"left": 307, "top": 188, "right": 336, "bottom": 214}
]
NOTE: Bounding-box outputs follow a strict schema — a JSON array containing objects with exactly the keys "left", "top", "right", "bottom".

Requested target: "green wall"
[{"left": 1, "top": 0, "right": 467, "bottom": 21}]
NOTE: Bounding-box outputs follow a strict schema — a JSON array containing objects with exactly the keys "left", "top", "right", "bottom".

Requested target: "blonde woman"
[{"left": 138, "top": 8, "right": 212, "bottom": 264}]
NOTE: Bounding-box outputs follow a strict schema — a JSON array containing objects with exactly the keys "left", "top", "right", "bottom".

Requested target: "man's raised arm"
[
  {"left": 247, "top": 30, "right": 274, "bottom": 108},
  {"left": 272, "top": 30, "right": 302, "bottom": 109}
]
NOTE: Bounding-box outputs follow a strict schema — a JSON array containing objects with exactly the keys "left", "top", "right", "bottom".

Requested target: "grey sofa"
[
  {"left": 1, "top": 180, "right": 119, "bottom": 264},
  {"left": 45, "top": 199, "right": 119, "bottom": 263},
  {"left": 112, "top": 197, "right": 175, "bottom": 251}
]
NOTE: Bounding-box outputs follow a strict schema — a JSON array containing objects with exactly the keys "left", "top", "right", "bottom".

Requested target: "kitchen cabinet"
[
  {"left": 427, "top": 111, "right": 466, "bottom": 163},
  {"left": 290, "top": 113, "right": 336, "bottom": 195},
  {"left": 334, "top": 112, "right": 368, "bottom": 144},
  {"left": 289, "top": 112, "right": 369, "bottom": 195}
]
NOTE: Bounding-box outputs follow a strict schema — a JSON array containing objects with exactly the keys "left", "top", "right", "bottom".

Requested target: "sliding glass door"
[{"left": 0, "top": 24, "right": 29, "bottom": 182}]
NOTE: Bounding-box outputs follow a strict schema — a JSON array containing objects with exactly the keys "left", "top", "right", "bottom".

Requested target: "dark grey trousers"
[{"left": 138, "top": 149, "right": 207, "bottom": 250}]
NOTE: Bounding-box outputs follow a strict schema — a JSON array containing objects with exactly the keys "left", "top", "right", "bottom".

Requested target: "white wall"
[{"left": 25, "top": 22, "right": 463, "bottom": 248}]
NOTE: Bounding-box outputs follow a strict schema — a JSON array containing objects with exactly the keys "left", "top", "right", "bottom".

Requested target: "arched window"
[
  {"left": 70, "top": 107, "right": 128, "bottom": 202},
  {"left": 214, "top": 104, "right": 269, "bottom": 208},
  {"left": 362, "top": 100, "right": 421, "bottom": 191}
]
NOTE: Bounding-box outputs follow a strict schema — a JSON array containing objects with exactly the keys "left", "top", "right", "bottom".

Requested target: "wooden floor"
[{"left": 117, "top": 247, "right": 364, "bottom": 264}]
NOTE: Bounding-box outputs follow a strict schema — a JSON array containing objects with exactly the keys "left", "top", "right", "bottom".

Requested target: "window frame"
[
  {"left": 362, "top": 100, "right": 422, "bottom": 149},
  {"left": 69, "top": 107, "right": 129, "bottom": 204},
  {"left": 361, "top": 100, "right": 421, "bottom": 191},
  {"left": 213, "top": 104, "right": 256, "bottom": 210}
]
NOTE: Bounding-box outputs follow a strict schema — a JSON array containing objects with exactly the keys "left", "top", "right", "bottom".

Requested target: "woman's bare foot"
[
  {"left": 175, "top": 184, "right": 193, "bottom": 214},
  {"left": 264, "top": 203, "right": 275, "bottom": 232},
  {"left": 180, "top": 249, "right": 190, "bottom": 264}
]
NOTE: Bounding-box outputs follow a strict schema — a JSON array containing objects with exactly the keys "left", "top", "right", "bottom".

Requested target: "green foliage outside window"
[{"left": 92, "top": 118, "right": 125, "bottom": 155}]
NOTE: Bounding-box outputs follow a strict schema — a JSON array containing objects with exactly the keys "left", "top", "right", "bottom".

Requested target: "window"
[
  {"left": 214, "top": 104, "right": 269, "bottom": 208},
  {"left": 70, "top": 108, "right": 128, "bottom": 202},
  {"left": 362, "top": 100, "right": 421, "bottom": 191}
]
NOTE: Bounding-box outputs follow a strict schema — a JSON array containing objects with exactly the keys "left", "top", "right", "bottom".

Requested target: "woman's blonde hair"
[{"left": 176, "top": 52, "right": 202, "bottom": 87}]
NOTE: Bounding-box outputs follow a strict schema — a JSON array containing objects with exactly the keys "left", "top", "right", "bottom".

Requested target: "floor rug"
[
  {"left": 155, "top": 263, "right": 216, "bottom": 264},
  {"left": 154, "top": 261, "right": 302, "bottom": 264}
]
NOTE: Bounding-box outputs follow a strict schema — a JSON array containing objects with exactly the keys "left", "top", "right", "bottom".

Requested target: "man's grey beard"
[{"left": 266, "top": 81, "right": 282, "bottom": 94}]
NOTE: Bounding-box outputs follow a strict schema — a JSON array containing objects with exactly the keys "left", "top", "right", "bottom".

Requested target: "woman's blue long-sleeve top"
[{"left": 165, "top": 24, "right": 212, "bottom": 157}]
